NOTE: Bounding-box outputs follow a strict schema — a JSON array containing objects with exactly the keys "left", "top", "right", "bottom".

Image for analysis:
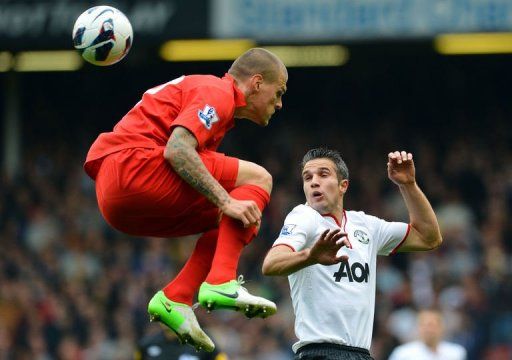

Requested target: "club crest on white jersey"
[
  {"left": 354, "top": 230, "right": 370, "bottom": 244},
  {"left": 198, "top": 105, "right": 219, "bottom": 130},
  {"left": 280, "top": 224, "right": 296, "bottom": 236}
]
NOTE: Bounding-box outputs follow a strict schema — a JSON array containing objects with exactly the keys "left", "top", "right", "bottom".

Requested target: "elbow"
[
  {"left": 261, "top": 261, "right": 273, "bottom": 276},
  {"left": 163, "top": 143, "right": 175, "bottom": 163},
  {"left": 164, "top": 140, "right": 183, "bottom": 167},
  {"left": 164, "top": 133, "right": 196, "bottom": 166},
  {"left": 433, "top": 234, "right": 443, "bottom": 249},
  {"left": 262, "top": 258, "right": 279, "bottom": 276},
  {"left": 427, "top": 232, "right": 443, "bottom": 250},
  {"left": 263, "top": 265, "right": 288, "bottom": 277},
  {"left": 411, "top": 222, "right": 443, "bottom": 251}
]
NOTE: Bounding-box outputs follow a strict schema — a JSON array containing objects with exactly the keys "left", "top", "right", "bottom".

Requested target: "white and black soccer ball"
[{"left": 72, "top": 6, "right": 133, "bottom": 66}]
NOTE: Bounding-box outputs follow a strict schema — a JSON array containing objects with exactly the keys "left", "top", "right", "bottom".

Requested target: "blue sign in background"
[{"left": 211, "top": 0, "right": 512, "bottom": 41}]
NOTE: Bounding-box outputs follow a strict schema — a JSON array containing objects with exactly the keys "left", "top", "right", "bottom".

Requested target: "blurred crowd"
[{"left": 1, "top": 61, "right": 512, "bottom": 360}]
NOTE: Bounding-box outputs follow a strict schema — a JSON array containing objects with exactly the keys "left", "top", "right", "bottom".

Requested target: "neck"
[
  {"left": 331, "top": 209, "right": 344, "bottom": 225},
  {"left": 424, "top": 340, "right": 439, "bottom": 352},
  {"left": 234, "top": 106, "right": 249, "bottom": 119},
  {"left": 232, "top": 76, "right": 250, "bottom": 119},
  {"left": 323, "top": 205, "right": 344, "bottom": 226}
]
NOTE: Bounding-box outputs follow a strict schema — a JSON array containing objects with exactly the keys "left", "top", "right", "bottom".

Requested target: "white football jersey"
[
  {"left": 273, "top": 204, "right": 410, "bottom": 352},
  {"left": 388, "top": 340, "right": 467, "bottom": 360}
]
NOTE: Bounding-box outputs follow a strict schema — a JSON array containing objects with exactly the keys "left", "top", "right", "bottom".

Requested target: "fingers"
[
  {"left": 314, "top": 229, "right": 350, "bottom": 265},
  {"left": 243, "top": 217, "right": 261, "bottom": 228},
  {"left": 247, "top": 220, "right": 261, "bottom": 228},
  {"left": 388, "top": 150, "right": 413, "bottom": 165},
  {"left": 240, "top": 215, "right": 251, "bottom": 227},
  {"left": 336, "top": 237, "right": 351, "bottom": 249},
  {"left": 335, "top": 254, "right": 349, "bottom": 262},
  {"left": 241, "top": 201, "right": 260, "bottom": 227},
  {"left": 227, "top": 199, "right": 262, "bottom": 227},
  {"left": 320, "top": 229, "right": 349, "bottom": 246},
  {"left": 326, "top": 229, "right": 341, "bottom": 240},
  {"left": 321, "top": 228, "right": 344, "bottom": 242},
  {"left": 246, "top": 203, "right": 261, "bottom": 227},
  {"left": 331, "top": 231, "right": 346, "bottom": 243},
  {"left": 320, "top": 229, "right": 330, "bottom": 240}
]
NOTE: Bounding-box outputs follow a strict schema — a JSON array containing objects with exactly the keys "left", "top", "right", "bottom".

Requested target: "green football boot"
[
  {"left": 148, "top": 291, "right": 215, "bottom": 352},
  {"left": 198, "top": 275, "right": 277, "bottom": 318}
]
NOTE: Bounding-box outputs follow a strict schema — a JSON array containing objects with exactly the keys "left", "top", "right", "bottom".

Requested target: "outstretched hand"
[
  {"left": 387, "top": 150, "right": 416, "bottom": 186},
  {"left": 308, "top": 229, "right": 350, "bottom": 266}
]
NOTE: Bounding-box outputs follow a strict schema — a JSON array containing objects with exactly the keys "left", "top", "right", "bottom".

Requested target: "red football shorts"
[{"left": 95, "top": 147, "right": 239, "bottom": 237}]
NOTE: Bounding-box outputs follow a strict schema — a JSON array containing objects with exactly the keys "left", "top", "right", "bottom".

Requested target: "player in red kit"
[{"left": 84, "top": 48, "right": 288, "bottom": 352}]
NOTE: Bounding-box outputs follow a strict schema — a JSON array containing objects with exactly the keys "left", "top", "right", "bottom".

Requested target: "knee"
[
  {"left": 239, "top": 163, "right": 273, "bottom": 193},
  {"left": 257, "top": 167, "right": 273, "bottom": 193}
]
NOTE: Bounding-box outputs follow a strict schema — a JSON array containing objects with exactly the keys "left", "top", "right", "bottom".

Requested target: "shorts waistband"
[{"left": 297, "top": 343, "right": 370, "bottom": 356}]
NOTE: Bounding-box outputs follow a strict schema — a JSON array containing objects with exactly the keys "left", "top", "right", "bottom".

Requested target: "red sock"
[
  {"left": 163, "top": 229, "right": 217, "bottom": 305},
  {"left": 205, "top": 184, "right": 270, "bottom": 285}
]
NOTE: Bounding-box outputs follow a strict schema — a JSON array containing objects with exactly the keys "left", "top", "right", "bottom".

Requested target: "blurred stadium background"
[{"left": 1, "top": 0, "right": 512, "bottom": 359}]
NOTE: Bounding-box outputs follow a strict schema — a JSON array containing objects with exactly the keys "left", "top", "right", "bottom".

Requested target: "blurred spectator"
[{"left": 388, "top": 309, "right": 467, "bottom": 360}]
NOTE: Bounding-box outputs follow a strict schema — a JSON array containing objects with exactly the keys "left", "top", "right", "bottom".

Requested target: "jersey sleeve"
[
  {"left": 171, "top": 85, "right": 234, "bottom": 149},
  {"left": 368, "top": 215, "right": 410, "bottom": 256},
  {"left": 272, "top": 206, "right": 317, "bottom": 252}
]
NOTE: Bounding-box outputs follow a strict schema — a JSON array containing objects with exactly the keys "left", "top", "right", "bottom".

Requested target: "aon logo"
[{"left": 333, "top": 261, "right": 370, "bottom": 283}]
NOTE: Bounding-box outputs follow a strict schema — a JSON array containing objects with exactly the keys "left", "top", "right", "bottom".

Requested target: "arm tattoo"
[{"left": 167, "top": 129, "right": 231, "bottom": 208}]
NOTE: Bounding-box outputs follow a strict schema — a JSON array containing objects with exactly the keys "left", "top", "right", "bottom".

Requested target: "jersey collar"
[
  {"left": 305, "top": 202, "right": 346, "bottom": 228},
  {"left": 223, "top": 73, "right": 247, "bottom": 107},
  {"left": 322, "top": 210, "right": 346, "bottom": 228}
]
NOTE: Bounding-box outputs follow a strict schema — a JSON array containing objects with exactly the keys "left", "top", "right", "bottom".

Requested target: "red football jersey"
[{"left": 84, "top": 73, "right": 246, "bottom": 179}]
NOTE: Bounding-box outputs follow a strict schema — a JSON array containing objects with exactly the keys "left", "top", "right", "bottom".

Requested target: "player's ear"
[
  {"left": 339, "top": 179, "right": 349, "bottom": 194},
  {"left": 250, "top": 74, "right": 264, "bottom": 92}
]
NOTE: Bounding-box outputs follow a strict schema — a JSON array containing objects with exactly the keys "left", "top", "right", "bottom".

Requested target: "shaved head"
[{"left": 228, "top": 48, "right": 287, "bottom": 83}]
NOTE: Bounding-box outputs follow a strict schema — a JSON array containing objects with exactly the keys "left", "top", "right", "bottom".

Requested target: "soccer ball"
[{"left": 72, "top": 6, "right": 133, "bottom": 66}]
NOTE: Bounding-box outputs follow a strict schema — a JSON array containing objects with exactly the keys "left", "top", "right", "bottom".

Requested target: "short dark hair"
[{"left": 301, "top": 148, "right": 349, "bottom": 181}]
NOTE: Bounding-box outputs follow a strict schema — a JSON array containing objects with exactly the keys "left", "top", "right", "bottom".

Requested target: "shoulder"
[
  {"left": 184, "top": 74, "right": 221, "bottom": 84},
  {"left": 283, "top": 204, "right": 320, "bottom": 231},
  {"left": 345, "top": 209, "right": 380, "bottom": 225},
  {"left": 288, "top": 204, "right": 322, "bottom": 220},
  {"left": 345, "top": 209, "right": 367, "bottom": 219},
  {"left": 184, "top": 75, "right": 234, "bottom": 94}
]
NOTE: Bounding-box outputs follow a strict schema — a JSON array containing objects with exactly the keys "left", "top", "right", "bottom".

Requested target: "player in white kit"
[
  {"left": 262, "top": 148, "right": 443, "bottom": 360},
  {"left": 388, "top": 309, "right": 466, "bottom": 360}
]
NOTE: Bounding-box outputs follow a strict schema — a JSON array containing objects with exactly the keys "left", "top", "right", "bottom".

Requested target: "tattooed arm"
[{"left": 164, "top": 126, "right": 261, "bottom": 227}]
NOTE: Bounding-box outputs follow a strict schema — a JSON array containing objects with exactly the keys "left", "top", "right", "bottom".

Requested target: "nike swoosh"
[
  {"left": 210, "top": 289, "right": 239, "bottom": 299},
  {"left": 161, "top": 300, "right": 172, "bottom": 313}
]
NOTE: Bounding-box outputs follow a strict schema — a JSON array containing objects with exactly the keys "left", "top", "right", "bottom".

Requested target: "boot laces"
[{"left": 237, "top": 275, "right": 249, "bottom": 293}]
